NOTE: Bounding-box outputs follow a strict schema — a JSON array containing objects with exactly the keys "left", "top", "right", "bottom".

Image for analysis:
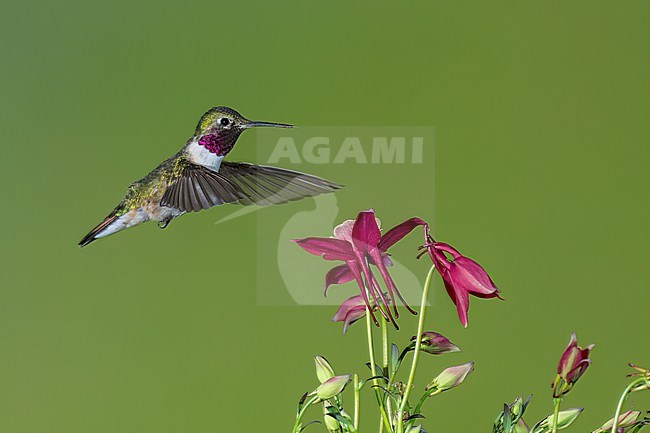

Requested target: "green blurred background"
[{"left": 1, "top": 1, "right": 648, "bottom": 431}]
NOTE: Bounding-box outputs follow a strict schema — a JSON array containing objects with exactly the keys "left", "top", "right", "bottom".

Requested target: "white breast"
[{"left": 186, "top": 139, "right": 224, "bottom": 171}]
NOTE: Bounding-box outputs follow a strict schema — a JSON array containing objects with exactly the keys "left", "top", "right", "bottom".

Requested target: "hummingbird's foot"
[{"left": 158, "top": 219, "right": 171, "bottom": 229}]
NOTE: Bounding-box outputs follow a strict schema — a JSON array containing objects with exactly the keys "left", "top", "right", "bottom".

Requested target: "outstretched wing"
[{"left": 160, "top": 162, "right": 342, "bottom": 212}]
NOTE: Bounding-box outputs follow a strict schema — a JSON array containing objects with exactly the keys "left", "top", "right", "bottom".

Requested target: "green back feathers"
[{"left": 118, "top": 154, "right": 187, "bottom": 214}]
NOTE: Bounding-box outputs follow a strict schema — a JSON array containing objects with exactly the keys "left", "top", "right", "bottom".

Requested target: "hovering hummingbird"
[{"left": 79, "top": 106, "right": 341, "bottom": 247}]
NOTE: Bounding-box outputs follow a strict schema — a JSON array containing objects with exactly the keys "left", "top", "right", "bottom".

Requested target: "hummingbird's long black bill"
[{"left": 243, "top": 120, "right": 294, "bottom": 129}]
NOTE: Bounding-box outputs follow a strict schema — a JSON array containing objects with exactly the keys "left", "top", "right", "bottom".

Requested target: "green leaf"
[
  {"left": 503, "top": 403, "right": 513, "bottom": 433},
  {"left": 331, "top": 413, "right": 355, "bottom": 430},
  {"left": 366, "top": 375, "right": 388, "bottom": 383}
]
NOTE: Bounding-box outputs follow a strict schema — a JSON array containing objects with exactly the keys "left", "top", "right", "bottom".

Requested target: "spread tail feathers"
[{"left": 78, "top": 212, "right": 119, "bottom": 247}]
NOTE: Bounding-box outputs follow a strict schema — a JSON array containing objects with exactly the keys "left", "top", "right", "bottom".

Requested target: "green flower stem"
[
  {"left": 353, "top": 373, "right": 360, "bottom": 431},
  {"left": 291, "top": 395, "right": 320, "bottom": 433},
  {"left": 366, "top": 308, "right": 392, "bottom": 432},
  {"left": 381, "top": 319, "right": 393, "bottom": 430},
  {"left": 611, "top": 377, "right": 647, "bottom": 433},
  {"left": 381, "top": 318, "right": 389, "bottom": 370},
  {"left": 396, "top": 265, "right": 436, "bottom": 433},
  {"left": 385, "top": 350, "right": 406, "bottom": 409},
  {"left": 551, "top": 397, "right": 562, "bottom": 433},
  {"left": 413, "top": 389, "right": 440, "bottom": 416}
]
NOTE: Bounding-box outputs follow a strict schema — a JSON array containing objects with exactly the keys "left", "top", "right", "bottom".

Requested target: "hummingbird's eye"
[{"left": 219, "top": 117, "right": 231, "bottom": 127}]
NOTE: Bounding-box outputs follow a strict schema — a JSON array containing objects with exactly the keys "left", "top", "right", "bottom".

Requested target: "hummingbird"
[{"left": 79, "top": 106, "right": 342, "bottom": 247}]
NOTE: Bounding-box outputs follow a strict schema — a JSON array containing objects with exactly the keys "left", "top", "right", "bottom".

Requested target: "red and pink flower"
[
  {"left": 293, "top": 210, "right": 425, "bottom": 328},
  {"left": 294, "top": 209, "right": 501, "bottom": 330},
  {"left": 424, "top": 239, "right": 501, "bottom": 328}
]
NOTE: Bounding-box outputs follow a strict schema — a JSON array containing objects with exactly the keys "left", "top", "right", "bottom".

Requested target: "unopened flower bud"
[
  {"left": 425, "top": 362, "right": 474, "bottom": 392},
  {"left": 552, "top": 333, "right": 594, "bottom": 398},
  {"left": 495, "top": 395, "right": 531, "bottom": 433},
  {"left": 533, "top": 408, "right": 583, "bottom": 432},
  {"left": 314, "top": 356, "right": 335, "bottom": 383},
  {"left": 322, "top": 401, "right": 340, "bottom": 432},
  {"left": 410, "top": 332, "right": 460, "bottom": 355},
  {"left": 591, "top": 410, "right": 641, "bottom": 433},
  {"left": 314, "top": 374, "right": 350, "bottom": 400}
]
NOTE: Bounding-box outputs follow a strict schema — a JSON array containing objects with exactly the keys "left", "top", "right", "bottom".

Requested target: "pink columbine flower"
[
  {"left": 293, "top": 210, "right": 426, "bottom": 327},
  {"left": 552, "top": 332, "right": 594, "bottom": 398},
  {"left": 424, "top": 238, "right": 501, "bottom": 328}
]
